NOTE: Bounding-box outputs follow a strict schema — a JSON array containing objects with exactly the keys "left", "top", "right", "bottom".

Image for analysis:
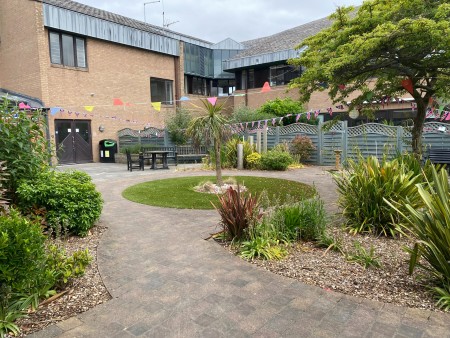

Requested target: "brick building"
[{"left": 0, "top": 0, "right": 416, "bottom": 164}]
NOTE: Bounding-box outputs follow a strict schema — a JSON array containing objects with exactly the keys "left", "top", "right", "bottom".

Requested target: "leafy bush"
[
  {"left": 0, "top": 162, "right": 9, "bottom": 214},
  {"left": 0, "top": 99, "right": 51, "bottom": 198},
  {"left": 119, "top": 144, "right": 141, "bottom": 154},
  {"left": 333, "top": 155, "right": 423, "bottom": 236},
  {"left": 46, "top": 245, "right": 92, "bottom": 289},
  {"left": 17, "top": 170, "right": 103, "bottom": 236},
  {"left": 166, "top": 108, "right": 192, "bottom": 145},
  {"left": 0, "top": 210, "right": 48, "bottom": 294},
  {"left": 240, "top": 236, "right": 287, "bottom": 260},
  {"left": 231, "top": 105, "right": 276, "bottom": 123},
  {"left": 213, "top": 185, "right": 261, "bottom": 240},
  {"left": 258, "top": 98, "right": 303, "bottom": 118},
  {"left": 290, "top": 135, "right": 316, "bottom": 162},
  {"left": 0, "top": 291, "right": 28, "bottom": 338},
  {"left": 385, "top": 167, "right": 450, "bottom": 310},
  {"left": 271, "top": 197, "right": 326, "bottom": 241},
  {"left": 246, "top": 152, "right": 261, "bottom": 170},
  {"left": 260, "top": 150, "right": 293, "bottom": 171},
  {"left": 223, "top": 138, "right": 254, "bottom": 168}
]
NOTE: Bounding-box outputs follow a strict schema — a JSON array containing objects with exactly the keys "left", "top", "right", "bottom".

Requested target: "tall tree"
[
  {"left": 187, "top": 99, "right": 228, "bottom": 186},
  {"left": 290, "top": 0, "right": 450, "bottom": 154}
]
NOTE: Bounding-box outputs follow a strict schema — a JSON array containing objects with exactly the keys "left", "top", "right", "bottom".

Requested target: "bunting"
[
  {"left": 84, "top": 106, "right": 95, "bottom": 112},
  {"left": 207, "top": 97, "right": 218, "bottom": 106},
  {"left": 113, "top": 98, "right": 124, "bottom": 106},
  {"left": 261, "top": 82, "right": 271, "bottom": 93},
  {"left": 151, "top": 102, "right": 161, "bottom": 111}
]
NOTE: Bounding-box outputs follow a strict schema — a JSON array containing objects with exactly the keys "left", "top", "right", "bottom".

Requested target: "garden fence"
[{"left": 118, "top": 121, "right": 450, "bottom": 165}]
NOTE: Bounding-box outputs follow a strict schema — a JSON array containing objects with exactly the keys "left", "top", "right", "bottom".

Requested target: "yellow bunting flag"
[
  {"left": 151, "top": 102, "right": 161, "bottom": 111},
  {"left": 84, "top": 106, "right": 95, "bottom": 112}
]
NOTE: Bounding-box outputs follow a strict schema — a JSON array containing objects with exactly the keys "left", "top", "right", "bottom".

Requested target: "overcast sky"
[{"left": 75, "top": 0, "right": 363, "bottom": 42}]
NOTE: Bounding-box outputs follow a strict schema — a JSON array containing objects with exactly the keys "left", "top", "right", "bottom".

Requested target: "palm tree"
[{"left": 187, "top": 99, "right": 227, "bottom": 186}]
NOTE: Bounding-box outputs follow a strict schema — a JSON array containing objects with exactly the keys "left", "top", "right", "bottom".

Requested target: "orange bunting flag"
[
  {"left": 401, "top": 79, "right": 414, "bottom": 95},
  {"left": 84, "top": 106, "right": 95, "bottom": 112},
  {"left": 261, "top": 82, "right": 271, "bottom": 93},
  {"left": 113, "top": 98, "right": 124, "bottom": 106},
  {"left": 151, "top": 102, "right": 161, "bottom": 111}
]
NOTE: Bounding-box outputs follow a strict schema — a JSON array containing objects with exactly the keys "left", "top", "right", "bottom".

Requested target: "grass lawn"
[{"left": 122, "top": 176, "right": 315, "bottom": 209}]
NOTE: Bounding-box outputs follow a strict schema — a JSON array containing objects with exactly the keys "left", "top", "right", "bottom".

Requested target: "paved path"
[{"left": 29, "top": 164, "right": 450, "bottom": 338}]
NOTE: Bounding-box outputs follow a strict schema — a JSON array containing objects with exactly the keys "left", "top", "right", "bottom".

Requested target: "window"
[
  {"left": 184, "top": 75, "right": 211, "bottom": 96},
  {"left": 150, "top": 78, "right": 173, "bottom": 104},
  {"left": 49, "top": 31, "right": 87, "bottom": 68},
  {"left": 269, "top": 65, "right": 302, "bottom": 86}
]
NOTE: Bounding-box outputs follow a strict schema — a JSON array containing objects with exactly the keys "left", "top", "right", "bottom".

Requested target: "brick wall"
[{"left": 0, "top": 0, "right": 44, "bottom": 99}]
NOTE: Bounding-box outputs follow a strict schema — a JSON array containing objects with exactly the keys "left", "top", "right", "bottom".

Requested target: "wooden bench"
[
  {"left": 425, "top": 148, "right": 450, "bottom": 173},
  {"left": 175, "top": 145, "right": 209, "bottom": 164}
]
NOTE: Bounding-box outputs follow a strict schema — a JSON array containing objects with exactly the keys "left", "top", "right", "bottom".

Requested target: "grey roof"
[
  {"left": 0, "top": 88, "right": 45, "bottom": 108},
  {"left": 233, "top": 16, "right": 332, "bottom": 60},
  {"left": 41, "top": 0, "right": 212, "bottom": 46}
]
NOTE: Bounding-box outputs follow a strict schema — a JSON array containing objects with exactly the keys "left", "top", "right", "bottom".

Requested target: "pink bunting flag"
[
  {"left": 264, "top": 120, "right": 268, "bottom": 127},
  {"left": 18, "top": 102, "right": 31, "bottom": 109},
  {"left": 75, "top": 112, "right": 80, "bottom": 117},
  {"left": 272, "top": 118, "right": 276, "bottom": 126},
  {"left": 257, "top": 121, "right": 261, "bottom": 128},
  {"left": 307, "top": 112, "right": 311, "bottom": 120},
  {"left": 327, "top": 107, "right": 333, "bottom": 116},
  {"left": 446, "top": 112, "right": 450, "bottom": 121},
  {"left": 207, "top": 97, "right": 217, "bottom": 105},
  {"left": 315, "top": 110, "right": 320, "bottom": 118},
  {"left": 252, "top": 121, "right": 255, "bottom": 128},
  {"left": 261, "top": 82, "right": 271, "bottom": 93},
  {"left": 113, "top": 98, "right": 124, "bottom": 106}
]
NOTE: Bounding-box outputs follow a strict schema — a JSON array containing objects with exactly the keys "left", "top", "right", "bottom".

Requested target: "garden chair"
[{"left": 126, "top": 149, "right": 144, "bottom": 171}]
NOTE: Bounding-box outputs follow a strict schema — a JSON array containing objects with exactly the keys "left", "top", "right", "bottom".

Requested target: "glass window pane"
[
  {"left": 76, "top": 38, "right": 86, "bottom": 68},
  {"left": 49, "top": 32, "right": 61, "bottom": 64},
  {"left": 62, "top": 34, "right": 75, "bottom": 67}
]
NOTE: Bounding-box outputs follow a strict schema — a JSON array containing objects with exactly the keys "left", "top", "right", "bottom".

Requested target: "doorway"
[{"left": 55, "top": 120, "right": 93, "bottom": 164}]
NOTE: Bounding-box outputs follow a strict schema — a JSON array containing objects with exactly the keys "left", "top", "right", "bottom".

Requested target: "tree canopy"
[{"left": 290, "top": 0, "right": 450, "bottom": 154}]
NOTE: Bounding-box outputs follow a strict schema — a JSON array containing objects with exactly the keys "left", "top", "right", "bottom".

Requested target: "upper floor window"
[
  {"left": 150, "top": 78, "right": 173, "bottom": 104},
  {"left": 269, "top": 65, "right": 301, "bottom": 86},
  {"left": 49, "top": 31, "right": 87, "bottom": 68}
]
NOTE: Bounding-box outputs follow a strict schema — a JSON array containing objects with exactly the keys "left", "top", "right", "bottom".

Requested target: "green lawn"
[{"left": 122, "top": 176, "right": 315, "bottom": 209}]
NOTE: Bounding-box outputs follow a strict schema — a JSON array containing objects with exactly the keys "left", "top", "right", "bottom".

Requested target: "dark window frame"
[
  {"left": 150, "top": 77, "right": 174, "bottom": 105},
  {"left": 48, "top": 30, "right": 87, "bottom": 68}
]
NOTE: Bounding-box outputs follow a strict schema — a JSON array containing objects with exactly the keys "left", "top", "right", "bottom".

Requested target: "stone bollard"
[
  {"left": 334, "top": 149, "right": 342, "bottom": 170},
  {"left": 237, "top": 143, "right": 244, "bottom": 170}
]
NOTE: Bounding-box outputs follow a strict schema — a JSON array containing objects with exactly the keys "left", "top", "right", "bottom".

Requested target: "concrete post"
[
  {"left": 256, "top": 130, "right": 262, "bottom": 153},
  {"left": 237, "top": 143, "right": 244, "bottom": 170},
  {"left": 263, "top": 128, "right": 268, "bottom": 152}
]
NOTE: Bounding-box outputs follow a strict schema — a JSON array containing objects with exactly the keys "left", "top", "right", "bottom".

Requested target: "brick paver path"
[{"left": 29, "top": 164, "right": 450, "bottom": 337}]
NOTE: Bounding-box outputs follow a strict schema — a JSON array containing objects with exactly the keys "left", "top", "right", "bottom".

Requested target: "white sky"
[{"left": 74, "top": 0, "right": 363, "bottom": 42}]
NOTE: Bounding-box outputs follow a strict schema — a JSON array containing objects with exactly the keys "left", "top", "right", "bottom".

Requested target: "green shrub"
[
  {"left": 270, "top": 197, "right": 326, "bottom": 242},
  {"left": 231, "top": 105, "right": 276, "bottom": 123},
  {"left": 260, "top": 150, "right": 293, "bottom": 171},
  {"left": 333, "top": 155, "right": 423, "bottom": 236},
  {"left": 290, "top": 135, "right": 316, "bottom": 163},
  {"left": 119, "top": 144, "right": 141, "bottom": 154},
  {"left": 258, "top": 97, "right": 303, "bottom": 118},
  {"left": 0, "top": 161, "right": 9, "bottom": 214},
  {"left": 213, "top": 185, "right": 261, "bottom": 240},
  {"left": 16, "top": 170, "right": 103, "bottom": 236},
  {"left": 166, "top": 108, "right": 192, "bottom": 145},
  {"left": 246, "top": 152, "right": 261, "bottom": 169},
  {"left": 239, "top": 236, "right": 287, "bottom": 260},
  {"left": 0, "top": 99, "right": 51, "bottom": 198},
  {"left": 46, "top": 245, "right": 92, "bottom": 289},
  {"left": 0, "top": 210, "right": 48, "bottom": 294},
  {"left": 223, "top": 138, "right": 254, "bottom": 168},
  {"left": 385, "top": 167, "right": 450, "bottom": 310}
]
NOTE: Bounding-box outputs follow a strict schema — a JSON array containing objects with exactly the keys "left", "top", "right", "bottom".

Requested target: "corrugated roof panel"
[{"left": 43, "top": 3, "right": 180, "bottom": 56}]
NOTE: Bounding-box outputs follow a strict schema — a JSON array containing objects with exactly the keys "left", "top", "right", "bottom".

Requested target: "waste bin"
[{"left": 99, "top": 139, "right": 117, "bottom": 163}]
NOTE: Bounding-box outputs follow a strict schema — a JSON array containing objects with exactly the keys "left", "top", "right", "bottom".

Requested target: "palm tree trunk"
[{"left": 214, "top": 141, "right": 223, "bottom": 186}]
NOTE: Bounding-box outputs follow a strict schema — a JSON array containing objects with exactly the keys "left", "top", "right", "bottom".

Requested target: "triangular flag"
[
  {"left": 125, "top": 102, "right": 133, "bottom": 106},
  {"left": 84, "top": 106, "right": 95, "bottom": 112},
  {"left": 180, "top": 96, "right": 190, "bottom": 101},
  {"left": 272, "top": 118, "right": 276, "bottom": 126},
  {"left": 151, "top": 102, "right": 161, "bottom": 111},
  {"left": 296, "top": 114, "right": 301, "bottom": 123},
  {"left": 261, "top": 82, "right": 271, "bottom": 93},
  {"left": 207, "top": 97, "right": 217, "bottom": 105},
  {"left": 113, "top": 98, "right": 124, "bottom": 106},
  {"left": 75, "top": 112, "right": 80, "bottom": 117},
  {"left": 50, "top": 107, "right": 61, "bottom": 116},
  {"left": 446, "top": 112, "right": 450, "bottom": 121},
  {"left": 401, "top": 79, "right": 414, "bottom": 95},
  {"left": 338, "top": 84, "right": 346, "bottom": 90},
  {"left": 18, "top": 102, "right": 31, "bottom": 109},
  {"left": 307, "top": 111, "right": 311, "bottom": 120}
]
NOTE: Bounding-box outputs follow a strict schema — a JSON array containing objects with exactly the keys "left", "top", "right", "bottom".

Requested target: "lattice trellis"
[
  {"left": 278, "top": 123, "right": 318, "bottom": 135},
  {"left": 117, "top": 127, "right": 165, "bottom": 138},
  {"left": 348, "top": 123, "right": 398, "bottom": 138}
]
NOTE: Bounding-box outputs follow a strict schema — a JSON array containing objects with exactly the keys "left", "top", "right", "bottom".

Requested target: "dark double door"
[{"left": 55, "top": 120, "right": 93, "bottom": 164}]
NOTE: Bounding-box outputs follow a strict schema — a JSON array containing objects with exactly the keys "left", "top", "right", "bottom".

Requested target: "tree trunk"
[
  {"left": 214, "top": 140, "right": 223, "bottom": 186},
  {"left": 411, "top": 97, "right": 427, "bottom": 156}
]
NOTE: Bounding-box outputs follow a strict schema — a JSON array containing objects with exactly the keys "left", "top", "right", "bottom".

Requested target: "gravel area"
[
  {"left": 16, "top": 224, "right": 111, "bottom": 336},
  {"left": 225, "top": 214, "right": 441, "bottom": 312}
]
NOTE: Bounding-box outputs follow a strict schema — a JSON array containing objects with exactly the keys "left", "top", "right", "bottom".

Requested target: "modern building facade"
[{"left": 0, "top": 0, "right": 417, "bottom": 164}]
